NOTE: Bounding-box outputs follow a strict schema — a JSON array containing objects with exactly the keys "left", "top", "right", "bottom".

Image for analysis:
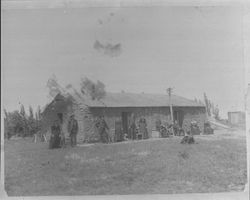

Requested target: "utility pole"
[{"left": 167, "top": 87, "right": 174, "bottom": 123}]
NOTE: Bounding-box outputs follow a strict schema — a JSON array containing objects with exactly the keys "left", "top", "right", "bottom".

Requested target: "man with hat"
[{"left": 67, "top": 114, "right": 79, "bottom": 147}]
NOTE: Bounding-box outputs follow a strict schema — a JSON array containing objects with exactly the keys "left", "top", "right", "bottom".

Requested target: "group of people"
[
  {"left": 173, "top": 120, "right": 185, "bottom": 136},
  {"left": 156, "top": 119, "right": 202, "bottom": 138},
  {"left": 156, "top": 120, "right": 185, "bottom": 138},
  {"left": 48, "top": 113, "right": 205, "bottom": 147},
  {"left": 95, "top": 116, "right": 150, "bottom": 143},
  {"left": 126, "top": 117, "right": 149, "bottom": 140},
  {"left": 156, "top": 119, "right": 205, "bottom": 144},
  {"left": 131, "top": 118, "right": 149, "bottom": 140},
  {"left": 49, "top": 114, "right": 79, "bottom": 149}
]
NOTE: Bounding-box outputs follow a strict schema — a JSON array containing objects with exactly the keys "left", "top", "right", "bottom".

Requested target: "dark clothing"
[
  {"left": 181, "top": 135, "right": 195, "bottom": 144},
  {"left": 115, "top": 121, "right": 123, "bottom": 142},
  {"left": 179, "top": 128, "right": 185, "bottom": 136},
  {"left": 138, "top": 118, "right": 148, "bottom": 139},
  {"left": 129, "top": 123, "right": 137, "bottom": 140},
  {"left": 97, "top": 119, "right": 109, "bottom": 133},
  {"left": 173, "top": 122, "right": 179, "bottom": 136},
  {"left": 68, "top": 118, "right": 78, "bottom": 147},
  {"left": 68, "top": 118, "right": 79, "bottom": 135},
  {"left": 70, "top": 134, "right": 77, "bottom": 146},
  {"left": 155, "top": 119, "right": 162, "bottom": 132},
  {"left": 60, "top": 135, "right": 66, "bottom": 148},
  {"left": 100, "top": 131, "right": 108, "bottom": 143},
  {"left": 204, "top": 122, "right": 214, "bottom": 134},
  {"left": 49, "top": 125, "right": 61, "bottom": 149},
  {"left": 173, "top": 122, "right": 183, "bottom": 136},
  {"left": 96, "top": 118, "right": 109, "bottom": 143},
  {"left": 160, "top": 125, "right": 170, "bottom": 138},
  {"left": 190, "top": 124, "right": 201, "bottom": 135}
]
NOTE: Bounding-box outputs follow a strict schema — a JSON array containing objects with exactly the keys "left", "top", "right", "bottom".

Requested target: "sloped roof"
[
  {"left": 42, "top": 91, "right": 205, "bottom": 115},
  {"left": 74, "top": 92, "right": 205, "bottom": 108}
]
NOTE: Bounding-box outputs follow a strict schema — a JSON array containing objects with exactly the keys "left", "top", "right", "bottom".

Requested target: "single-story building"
[
  {"left": 42, "top": 90, "right": 206, "bottom": 143},
  {"left": 228, "top": 111, "right": 245, "bottom": 125}
]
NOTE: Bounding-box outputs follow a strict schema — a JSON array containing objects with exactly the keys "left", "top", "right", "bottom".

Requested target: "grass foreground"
[{"left": 4, "top": 129, "right": 247, "bottom": 196}]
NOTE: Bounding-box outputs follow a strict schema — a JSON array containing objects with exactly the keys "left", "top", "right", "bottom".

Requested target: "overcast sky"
[{"left": 2, "top": 5, "right": 246, "bottom": 118}]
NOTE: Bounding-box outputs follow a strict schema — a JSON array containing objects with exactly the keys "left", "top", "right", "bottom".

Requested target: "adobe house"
[{"left": 42, "top": 91, "right": 206, "bottom": 143}]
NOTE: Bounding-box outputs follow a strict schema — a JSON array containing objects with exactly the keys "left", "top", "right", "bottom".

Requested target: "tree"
[
  {"left": 35, "top": 106, "right": 42, "bottom": 132},
  {"left": 203, "top": 93, "right": 211, "bottom": 116},
  {"left": 4, "top": 110, "right": 24, "bottom": 138},
  {"left": 213, "top": 105, "right": 220, "bottom": 120},
  {"left": 4, "top": 105, "right": 44, "bottom": 139},
  {"left": 29, "top": 106, "right": 34, "bottom": 120},
  {"left": 20, "top": 104, "right": 26, "bottom": 118},
  {"left": 95, "top": 81, "right": 106, "bottom": 100},
  {"left": 80, "top": 77, "right": 106, "bottom": 100},
  {"left": 203, "top": 93, "right": 220, "bottom": 119},
  {"left": 4, "top": 109, "right": 11, "bottom": 139},
  {"left": 37, "top": 106, "right": 42, "bottom": 120},
  {"left": 27, "top": 106, "right": 36, "bottom": 136},
  {"left": 4, "top": 109, "right": 8, "bottom": 119},
  {"left": 19, "top": 104, "right": 28, "bottom": 137},
  {"left": 35, "top": 109, "right": 39, "bottom": 122},
  {"left": 47, "top": 75, "right": 63, "bottom": 98}
]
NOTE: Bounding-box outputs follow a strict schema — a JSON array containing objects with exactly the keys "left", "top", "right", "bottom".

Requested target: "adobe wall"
[
  {"left": 90, "top": 106, "right": 206, "bottom": 137},
  {"left": 66, "top": 102, "right": 99, "bottom": 142},
  {"left": 42, "top": 100, "right": 88, "bottom": 142},
  {"left": 42, "top": 101, "right": 71, "bottom": 132},
  {"left": 90, "top": 107, "right": 169, "bottom": 137},
  {"left": 176, "top": 107, "right": 207, "bottom": 133},
  {"left": 43, "top": 103, "right": 206, "bottom": 142}
]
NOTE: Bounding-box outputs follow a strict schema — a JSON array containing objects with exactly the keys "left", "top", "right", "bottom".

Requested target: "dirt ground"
[{"left": 4, "top": 129, "right": 247, "bottom": 196}]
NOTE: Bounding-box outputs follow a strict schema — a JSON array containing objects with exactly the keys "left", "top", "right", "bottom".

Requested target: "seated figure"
[{"left": 181, "top": 131, "right": 195, "bottom": 144}]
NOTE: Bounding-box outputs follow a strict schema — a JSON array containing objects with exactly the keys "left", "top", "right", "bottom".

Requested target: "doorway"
[
  {"left": 122, "top": 112, "right": 129, "bottom": 135},
  {"left": 173, "top": 110, "right": 184, "bottom": 127},
  {"left": 57, "top": 113, "right": 63, "bottom": 124},
  {"left": 115, "top": 120, "right": 123, "bottom": 142}
]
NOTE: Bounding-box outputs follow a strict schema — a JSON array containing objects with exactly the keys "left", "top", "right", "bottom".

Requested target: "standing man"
[
  {"left": 138, "top": 118, "right": 148, "bottom": 139},
  {"left": 68, "top": 114, "right": 78, "bottom": 147},
  {"left": 129, "top": 113, "right": 137, "bottom": 140},
  {"left": 142, "top": 118, "right": 149, "bottom": 139},
  {"left": 130, "top": 121, "right": 137, "bottom": 140}
]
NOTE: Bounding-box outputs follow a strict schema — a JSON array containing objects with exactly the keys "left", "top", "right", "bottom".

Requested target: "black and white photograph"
[{"left": 1, "top": 0, "right": 249, "bottom": 199}]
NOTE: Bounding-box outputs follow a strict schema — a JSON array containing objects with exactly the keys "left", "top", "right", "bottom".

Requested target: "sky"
[{"left": 1, "top": 5, "right": 247, "bottom": 118}]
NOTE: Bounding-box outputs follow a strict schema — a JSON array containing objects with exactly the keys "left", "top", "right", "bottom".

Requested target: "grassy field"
[{"left": 4, "top": 129, "right": 247, "bottom": 196}]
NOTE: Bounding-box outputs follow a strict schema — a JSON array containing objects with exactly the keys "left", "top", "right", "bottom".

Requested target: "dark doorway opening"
[
  {"left": 122, "top": 112, "right": 129, "bottom": 135},
  {"left": 115, "top": 120, "right": 123, "bottom": 142},
  {"left": 173, "top": 110, "right": 184, "bottom": 127},
  {"left": 57, "top": 113, "right": 63, "bottom": 124}
]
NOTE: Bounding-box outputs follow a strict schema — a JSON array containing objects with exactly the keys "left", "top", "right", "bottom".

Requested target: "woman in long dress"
[{"left": 49, "top": 121, "right": 61, "bottom": 149}]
